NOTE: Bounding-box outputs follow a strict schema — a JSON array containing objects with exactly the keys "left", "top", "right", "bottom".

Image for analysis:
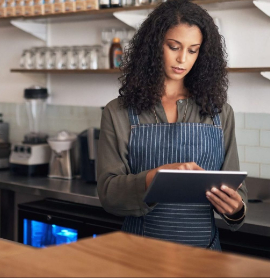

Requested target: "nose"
[{"left": 176, "top": 49, "right": 187, "bottom": 64}]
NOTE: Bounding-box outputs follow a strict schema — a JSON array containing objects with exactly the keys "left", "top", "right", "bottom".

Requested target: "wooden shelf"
[
  {"left": 0, "top": 0, "right": 252, "bottom": 23},
  {"left": 10, "top": 67, "right": 270, "bottom": 74},
  {"left": 10, "top": 69, "right": 121, "bottom": 74},
  {"left": 226, "top": 67, "right": 270, "bottom": 73}
]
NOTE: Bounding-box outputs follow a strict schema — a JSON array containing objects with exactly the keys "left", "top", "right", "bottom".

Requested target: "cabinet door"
[{"left": 81, "top": 222, "right": 122, "bottom": 239}]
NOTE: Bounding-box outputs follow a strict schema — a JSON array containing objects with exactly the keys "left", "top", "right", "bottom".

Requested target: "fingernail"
[
  {"left": 221, "top": 185, "right": 227, "bottom": 190},
  {"left": 211, "top": 187, "right": 217, "bottom": 192},
  {"left": 206, "top": 191, "right": 211, "bottom": 196}
]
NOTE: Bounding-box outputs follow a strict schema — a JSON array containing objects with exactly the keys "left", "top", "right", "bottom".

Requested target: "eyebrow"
[{"left": 167, "top": 39, "right": 201, "bottom": 46}]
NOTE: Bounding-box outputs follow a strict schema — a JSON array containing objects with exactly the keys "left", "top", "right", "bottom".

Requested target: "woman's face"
[{"left": 163, "top": 23, "right": 203, "bottom": 82}]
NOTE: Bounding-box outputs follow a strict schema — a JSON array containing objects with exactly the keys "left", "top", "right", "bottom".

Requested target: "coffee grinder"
[{"left": 9, "top": 86, "right": 51, "bottom": 176}]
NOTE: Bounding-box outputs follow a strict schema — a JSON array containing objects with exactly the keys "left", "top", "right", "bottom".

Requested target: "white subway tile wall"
[
  {"left": 260, "top": 130, "right": 270, "bottom": 147},
  {"left": 0, "top": 103, "right": 102, "bottom": 144},
  {"left": 0, "top": 102, "right": 269, "bottom": 179},
  {"left": 236, "top": 113, "right": 270, "bottom": 178},
  {"left": 260, "top": 164, "right": 270, "bottom": 179},
  {"left": 234, "top": 112, "right": 245, "bottom": 129},
  {"left": 240, "top": 162, "right": 260, "bottom": 178},
  {"left": 235, "top": 129, "right": 259, "bottom": 146}
]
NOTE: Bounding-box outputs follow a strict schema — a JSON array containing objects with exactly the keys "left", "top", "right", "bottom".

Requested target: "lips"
[{"left": 172, "top": 67, "right": 186, "bottom": 74}]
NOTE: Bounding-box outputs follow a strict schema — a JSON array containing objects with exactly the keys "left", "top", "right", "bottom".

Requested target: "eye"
[
  {"left": 189, "top": 50, "right": 198, "bottom": 54},
  {"left": 169, "top": 45, "right": 179, "bottom": 51}
]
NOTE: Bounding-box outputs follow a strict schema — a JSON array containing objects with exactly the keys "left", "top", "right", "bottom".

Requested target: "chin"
[{"left": 166, "top": 73, "right": 186, "bottom": 81}]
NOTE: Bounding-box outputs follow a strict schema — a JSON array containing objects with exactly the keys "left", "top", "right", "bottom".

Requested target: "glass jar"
[
  {"left": 67, "top": 46, "right": 79, "bottom": 69},
  {"left": 20, "top": 50, "right": 27, "bottom": 68},
  {"left": 55, "top": 47, "right": 68, "bottom": 69},
  {"left": 25, "top": 49, "right": 35, "bottom": 69},
  {"left": 101, "top": 28, "right": 113, "bottom": 69},
  {"left": 150, "top": 0, "right": 162, "bottom": 4},
  {"left": 35, "top": 47, "right": 46, "bottom": 69},
  {"left": 89, "top": 45, "right": 102, "bottom": 70},
  {"left": 122, "top": 0, "right": 134, "bottom": 6},
  {"left": 45, "top": 47, "right": 56, "bottom": 69},
  {"left": 78, "top": 46, "right": 90, "bottom": 70},
  {"left": 135, "top": 0, "right": 150, "bottom": 6}
]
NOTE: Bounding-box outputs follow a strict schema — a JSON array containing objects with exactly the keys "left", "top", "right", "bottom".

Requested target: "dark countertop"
[
  {"left": 0, "top": 170, "right": 269, "bottom": 237},
  {"left": 0, "top": 170, "right": 101, "bottom": 207},
  {"left": 215, "top": 201, "right": 270, "bottom": 237}
]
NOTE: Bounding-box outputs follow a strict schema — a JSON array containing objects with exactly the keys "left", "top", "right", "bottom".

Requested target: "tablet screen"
[{"left": 143, "top": 170, "right": 247, "bottom": 203}]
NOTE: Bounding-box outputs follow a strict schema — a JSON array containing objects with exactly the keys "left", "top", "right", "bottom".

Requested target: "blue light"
[
  {"left": 93, "top": 234, "right": 97, "bottom": 238},
  {"left": 23, "top": 218, "right": 78, "bottom": 248}
]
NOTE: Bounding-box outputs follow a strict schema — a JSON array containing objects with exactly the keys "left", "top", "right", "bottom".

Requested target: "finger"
[
  {"left": 206, "top": 195, "right": 226, "bottom": 214},
  {"left": 220, "top": 185, "right": 236, "bottom": 198},
  {"left": 179, "top": 162, "right": 204, "bottom": 171},
  {"left": 189, "top": 162, "right": 204, "bottom": 170},
  {"left": 220, "top": 185, "right": 242, "bottom": 202},
  {"left": 178, "top": 163, "right": 191, "bottom": 170},
  {"left": 211, "top": 187, "right": 235, "bottom": 206},
  {"left": 206, "top": 190, "right": 235, "bottom": 215}
]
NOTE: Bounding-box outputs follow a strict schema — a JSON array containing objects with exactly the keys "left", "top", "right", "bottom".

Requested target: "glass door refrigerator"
[{"left": 18, "top": 199, "right": 124, "bottom": 248}]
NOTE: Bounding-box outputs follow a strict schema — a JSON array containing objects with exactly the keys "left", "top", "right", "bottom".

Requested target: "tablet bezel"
[{"left": 143, "top": 170, "right": 247, "bottom": 203}]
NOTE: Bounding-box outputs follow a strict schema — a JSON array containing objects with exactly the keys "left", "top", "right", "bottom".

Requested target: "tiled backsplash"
[
  {"left": 0, "top": 102, "right": 102, "bottom": 144},
  {"left": 235, "top": 113, "right": 270, "bottom": 179},
  {"left": 0, "top": 102, "right": 269, "bottom": 179}
]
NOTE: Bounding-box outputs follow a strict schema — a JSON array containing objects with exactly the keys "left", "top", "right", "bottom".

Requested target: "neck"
[{"left": 163, "top": 79, "right": 188, "bottom": 101}]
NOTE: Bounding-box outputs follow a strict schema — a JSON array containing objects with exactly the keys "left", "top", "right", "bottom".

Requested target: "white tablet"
[{"left": 143, "top": 170, "right": 247, "bottom": 203}]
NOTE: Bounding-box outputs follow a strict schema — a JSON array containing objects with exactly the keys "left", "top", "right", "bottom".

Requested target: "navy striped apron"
[{"left": 122, "top": 108, "right": 225, "bottom": 250}]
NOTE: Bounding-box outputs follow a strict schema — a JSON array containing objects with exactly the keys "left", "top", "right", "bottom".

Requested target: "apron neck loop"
[{"left": 128, "top": 107, "right": 140, "bottom": 125}]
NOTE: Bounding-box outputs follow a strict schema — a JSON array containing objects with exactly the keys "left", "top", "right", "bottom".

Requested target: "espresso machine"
[
  {"left": 47, "top": 131, "right": 78, "bottom": 180},
  {"left": 9, "top": 86, "right": 51, "bottom": 176}
]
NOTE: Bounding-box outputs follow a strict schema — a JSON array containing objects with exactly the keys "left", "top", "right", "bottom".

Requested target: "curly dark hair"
[{"left": 118, "top": 0, "right": 228, "bottom": 116}]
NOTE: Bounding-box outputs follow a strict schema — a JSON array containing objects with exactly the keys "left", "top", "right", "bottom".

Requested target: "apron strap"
[
  {"left": 212, "top": 109, "right": 222, "bottom": 127},
  {"left": 128, "top": 107, "right": 140, "bottom": 125}
]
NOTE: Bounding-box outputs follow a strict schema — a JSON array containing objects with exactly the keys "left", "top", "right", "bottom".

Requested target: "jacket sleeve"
[
  {"left": 219, "top": 104, "right": 248, "bottom": 231},
  {"left": 97, "top": 102, "right": 155, "bottom": 217}
]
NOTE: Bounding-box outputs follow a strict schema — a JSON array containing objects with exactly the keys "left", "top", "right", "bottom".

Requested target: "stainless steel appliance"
[
  {"left": 47, "top": 131, "right": 78, "bottom": 180},
  {"left": 9, "top": 86, "right": 51, "bottom": 176},
  {"left": 79, "top": 128, "right": 100, "bottom": 183},
  {"left": 0, "top": 113, "right": 9, "bottom": 143},
  {"left": 0, "top": 113, "right": 10, "bottom": 169},
  {"left": 0, "top": 143, "right": 10, "bottom": 169}
]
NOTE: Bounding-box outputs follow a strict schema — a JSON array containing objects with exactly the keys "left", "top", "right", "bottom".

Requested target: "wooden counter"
[{"left": 1, "top": 232, "right": 270, "bottom": 277}]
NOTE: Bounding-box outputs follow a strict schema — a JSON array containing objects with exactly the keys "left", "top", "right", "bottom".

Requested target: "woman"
[{"left": 97, "top": 0, "right": 247, "bottom": 251}]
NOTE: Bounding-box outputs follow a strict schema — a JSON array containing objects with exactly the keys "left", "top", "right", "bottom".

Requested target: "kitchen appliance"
[
  {"left": 47, "top": 131, "right": 78, "bottom": 180},
  {"left": 9, "top": 86, "right": 51, "bottom": 176},
  {"left": 0, "top": 113, "right": 9, "bottom": 143},
  {"left": 18, "top": 199, "right": 123, "bottom": 248},
  {"left": 0, "top": 113, "right": 11, "bottom": 169},
  {"left": 0, "top": 143, "right": 11, "bottom": 169},
  {"left": 79, "top": 128, "right": 100, "bottom": 183}
]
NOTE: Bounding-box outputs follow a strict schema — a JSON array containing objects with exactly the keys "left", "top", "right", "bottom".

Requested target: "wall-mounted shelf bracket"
[
  {"left": 113, "top": 9, "right": 152, "bottom": 29},
  {"left": 260, "top": 71, "right": 270, "bottom": 81},
  {"left": 253, "top": 0, "right": 270, "bottom": 17},
  {"left": 10, "top": 19, "right": 47, "bottom": 41}
]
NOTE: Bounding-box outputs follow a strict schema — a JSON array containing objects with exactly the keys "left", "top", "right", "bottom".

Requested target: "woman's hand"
[
  {"left": 206, "top": 185, "right": 243, "bottom": 216},
  {"left": 145, "top": 162, "right": 204, "bottom": 189}
]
